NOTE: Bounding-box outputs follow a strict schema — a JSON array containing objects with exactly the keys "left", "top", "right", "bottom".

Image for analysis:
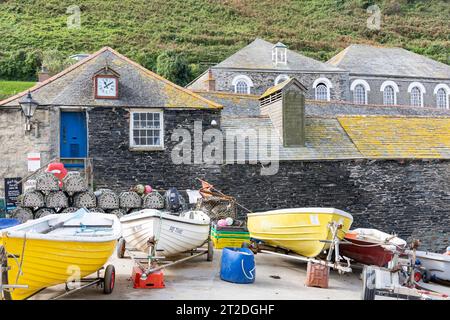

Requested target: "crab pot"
[
  {"left": 119, "top": 191, "right": 142, "bottom": 209},
  {"left": 35, "top": 208, "right": 56, "bottom": 219},
  {"left": 62, "top": 173, "right": 88, "bottom": 195},
  {"left": 143, "top": 191, "right": 165, "bottom": 209},
  {"left": 20, "top": 191, "right": 45, "bottom": 208},
  {"left": 9, "top": 207, "right": 33, "bottom": 223},
  {"left": 73, "top": 191, "right": 97, "bottom": 208},
  {"left": 108, "top": 208, "right": 126, "bottom": 218},
  {"left": 89, "top": 208, "right": 105, "bottom": 213},
  {"left": 45, "top": 191, "right": 69, "bottom": 209},
  {"left": 97, "top": 191, "right": 120, "bottom": 210},
  {"left": 35, "top": 173, "right": 60, "bottom": 192},
  {"left": 60, "top": 207, "right": 80, "bottom": 214}
]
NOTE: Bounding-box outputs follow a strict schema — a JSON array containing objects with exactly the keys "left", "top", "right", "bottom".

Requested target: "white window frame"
[
  {"left": 274, "top": 74, "right": 290, "bottom": 85},
  {"left": 408, "top": 82, "right": 426, "bottom": 107},
  {"left": 380, "top": 80, "right": 399, "bottom": 105},
  {"left": 350, "top": 79, "right": 370, "bottom": 105},
  {"left": 129, "top": 109, "right": 164, "bottom": 150},
  {"left": 434, "top": 84, "right": 450, "bottom": 109},
  {"left": 313, "top": 77, "right": 333, "bottom": 101},
  {"left": 231, "top": 75, "right": 253, "bottom": 94}
]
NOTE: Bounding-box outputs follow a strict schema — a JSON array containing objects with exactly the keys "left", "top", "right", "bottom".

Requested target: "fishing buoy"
[
  {"left": 217, "top": 219, "right": 227, "bottom": 227},
  {"left": 225, "top": 217, "right": 234, "bottom": 226},
  {"left": 144, "top": 185, "right": 153, "bottom": 194}
]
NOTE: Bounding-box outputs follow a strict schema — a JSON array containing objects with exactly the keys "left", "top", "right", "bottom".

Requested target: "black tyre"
[
  {"left": 422, "top": 269, "right": 431, "bottom": 283},
  {"left": 361, "top": 266, "right": 376, "bottom": 300},
  {"left": 103, "top": 265, "right": 115, "bottom": 294},
  {"left": 1, "top": 246, "right": 12, "bottom": 300},
  {"left": 117, "top": 238, "right": 126, "bottom": 259},
  {"left": 206, "top": 240, "right": 214, "bottom": 262}
]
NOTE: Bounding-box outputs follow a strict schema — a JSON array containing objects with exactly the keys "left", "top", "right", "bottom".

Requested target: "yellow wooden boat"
[
  {"left": 247, "top": 208, "right": 353, "bottom": 258},
  {"left": 0, "top": 209, "right": 121, "bottom": 300}
]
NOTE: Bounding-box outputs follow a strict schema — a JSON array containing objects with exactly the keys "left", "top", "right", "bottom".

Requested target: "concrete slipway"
[{"left": 29, "top": 246, "right": 368, "bottom": 300}]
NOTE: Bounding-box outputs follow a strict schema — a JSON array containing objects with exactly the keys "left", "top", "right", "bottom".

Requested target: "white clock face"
[{"left": 97, "top": 77, "right": 117, "bottom": 97}]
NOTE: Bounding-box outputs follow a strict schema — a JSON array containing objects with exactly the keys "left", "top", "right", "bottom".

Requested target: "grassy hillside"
[
  {"left": 0, "top": 0, "right": 448, "bottom": 81},
  {"left": 0, "top": 81, "right": 35, "bottom": 100}
]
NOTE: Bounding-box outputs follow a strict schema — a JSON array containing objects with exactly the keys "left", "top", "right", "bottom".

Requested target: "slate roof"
[
  {"left": 327, "top": 44, "right": 450, "bottom": 79},
  {"left": 213, "top": 38, "right": 344, "bottom": 72},
  {"left": 338, "top": 116, "right": 450, "bottom": 159},
  {"left": 0, "top": 47, "right": 221, "bottom": 109}
]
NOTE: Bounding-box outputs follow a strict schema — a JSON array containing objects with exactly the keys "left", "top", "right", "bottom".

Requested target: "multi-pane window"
[
  {"left": 315, "top": 84, "right": 328, "bottom": 101},
  {"left": 353, "top": 84, "right": 366, "bottom": 104},
  {"left": 436, "top": 88, "right": 448, "bottom": 109},
  {"left": 130, "top": 111, "right": 163, "bottom": 148},
  {"left": 383, "top": 85, "right": 395, "bottom": 105},
  {"left": 274, "top": 75, "right": 289, "bottom": 85},
  {"left": 410, "top": 87, "right": 422, "bottom": 107},
  {"left": 235, "top": 80, "right": 249, "bottom": 94}
]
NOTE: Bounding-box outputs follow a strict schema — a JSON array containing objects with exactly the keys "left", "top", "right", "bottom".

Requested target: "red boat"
[{"left": 340, "top": 228, "right": 407, "bottom": 267}]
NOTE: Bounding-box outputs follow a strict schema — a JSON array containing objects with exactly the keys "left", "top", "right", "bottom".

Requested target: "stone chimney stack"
[
  {"left": 38, "top": 66, "right": 50, "bottom": 83},
  {"left": 204, "top": 69, "right": 216, "bottom": 92}
]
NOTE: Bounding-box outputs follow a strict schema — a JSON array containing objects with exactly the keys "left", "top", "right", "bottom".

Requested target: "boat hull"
[
  {"left": 415, "top": 250, "right": 450, "bottom": 281},
  {"left": 1, "top": 236, "right": 116, "bottom": 300},
  {"left": 340, "top": 238, "right": 394, "bottom": 267},
  {"left": 120, "top": 209, "right": 210, "bottom": 256},
  {"left": 247, "top": 208, "right": 353, "bottom": 258}
]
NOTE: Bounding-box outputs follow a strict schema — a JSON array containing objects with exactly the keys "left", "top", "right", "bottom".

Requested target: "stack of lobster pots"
[{"left": 8, "top": 173, "right": 168, "bottom": 223}]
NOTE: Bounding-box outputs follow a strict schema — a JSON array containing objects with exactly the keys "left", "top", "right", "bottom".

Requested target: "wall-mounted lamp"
[{"left": 19, "top": 91, "right": 39, "bottom": 131}]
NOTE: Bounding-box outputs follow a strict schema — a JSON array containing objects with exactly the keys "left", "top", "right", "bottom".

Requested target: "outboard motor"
[{"left": 165, "top": 187, "right": 184, "bottom": 213}]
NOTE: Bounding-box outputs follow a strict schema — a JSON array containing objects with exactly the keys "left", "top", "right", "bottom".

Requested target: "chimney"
[
  {"left": 259, "top": 78, "right": 306, "bottom": 147},
  {"left": 204, "top": 69, "right": 216, "bottom": 92},
  {"left": 38, "top": 66, "right": 50, "bottom": 83}
]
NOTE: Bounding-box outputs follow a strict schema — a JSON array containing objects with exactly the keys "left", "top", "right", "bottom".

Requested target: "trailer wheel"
[
  {"left": 117, "top": 238, "right": 126, "bottom": 259},
  {"left": 361, "top": 266, "right": 376, "bottom": 300},
  {"left": 1, "top": 246, "right": 12, "bottom": 300},
  {"left": 206, "top": 240, "right": 214, "bottom": 262},
  {"left": 103, "top": 265, "right": 115, "bottom": 294}
]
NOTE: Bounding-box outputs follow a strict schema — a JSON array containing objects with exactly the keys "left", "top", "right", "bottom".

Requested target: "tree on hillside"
[
  {"left": 0, "top": 50, "right": 41, "bottom": 81},
  {"left": 156, "top": 51, "right": 192, "bottom": 86},
  {"left": 40, "top": 50, "right": 75, "bottom": 76}
]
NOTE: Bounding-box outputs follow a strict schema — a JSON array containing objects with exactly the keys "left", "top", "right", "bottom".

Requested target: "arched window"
[
  {"left": 315, "top": 84, "right": 328, "bottom": 101},
  {"left": 350, "top": 79, "right": 370, "bottom": 105},
  {"left": 274, "top": 74, "right": 289, "bottom": 85},
  {"left": 408, "top": 82, "right": 425, "bottom": 107},
  {"left": 410, "top": 87, "right": 422, "bottom": 107},
  {"left": 383, "top": 86, "right": 395, "bottom": 105},
  {"left": 434, "top": 84, "right": 449, "bottom": 109},
  {"left": 235, "top": 81, "right": 249, "bottom": 94},
  {"left": 231, "top": 75, "right": 253, "bottom": 94},
  {"left": 436, "top": 88, "right": 447, "bottom": 109},
  {"left": 354, "top": 85, "right": 366, "bottom": 104}
]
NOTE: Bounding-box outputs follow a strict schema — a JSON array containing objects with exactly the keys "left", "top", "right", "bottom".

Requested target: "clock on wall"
[{"left": 94, "top": 74, "right": 119, "bottom": 99}]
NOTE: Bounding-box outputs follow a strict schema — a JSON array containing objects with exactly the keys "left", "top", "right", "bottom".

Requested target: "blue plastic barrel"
[
  {"left": 220, "top": 247, "right": 255, "bottom": 284},
  {"left": 0, "top": 218, "right": 20, "bottom": 230}
]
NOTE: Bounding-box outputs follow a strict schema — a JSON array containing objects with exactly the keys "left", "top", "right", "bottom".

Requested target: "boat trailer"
[{"left": 117, "top": 237, "right": 214, "bottom": 289}]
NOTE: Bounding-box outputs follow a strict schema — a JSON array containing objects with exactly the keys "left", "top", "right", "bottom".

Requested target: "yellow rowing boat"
[
  {"left": 247, "top": 208, "right": 353, "bottom": 258},
  {"left": 0, "top": 210, "right": 121, "bottom": 300}
]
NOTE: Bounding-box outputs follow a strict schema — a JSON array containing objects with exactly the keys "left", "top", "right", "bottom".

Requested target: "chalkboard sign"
[{"left": 4, "top": 177, "right": 22, "bottom": 211}]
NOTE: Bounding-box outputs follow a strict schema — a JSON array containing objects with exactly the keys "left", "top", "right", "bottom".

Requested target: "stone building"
[
  {"left": 188, "top": 39, "right": 450, "bottom": 110},
  {"left": 327, "top": 44, "right": 450, "bottom": 109},
  {"left": 1, "top": 48, "right": 449, "bottom": 251}
]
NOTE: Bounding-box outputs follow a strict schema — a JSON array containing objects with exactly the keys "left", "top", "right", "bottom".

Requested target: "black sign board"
[{"left": 4, "top": 177, "right": 22, "bottom": 211}]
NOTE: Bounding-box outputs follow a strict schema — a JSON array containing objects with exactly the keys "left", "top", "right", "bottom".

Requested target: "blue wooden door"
[{"left": 60, "top": 112, "right": 87, "bottom": 158}]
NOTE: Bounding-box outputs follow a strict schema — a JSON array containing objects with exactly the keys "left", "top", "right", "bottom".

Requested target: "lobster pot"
[
  {"left": 73, "top": 191, "right": 97, "bottom": 208},
  {"left": 108, "top": 208, "right": 126, "bottom": 218},
  {"left": 35, "top": 173, "right": 60, "bottom": 193},
  {"left": 20, "top": 191, "right": 45, "bottom": 208},
  {"left": 119, "top": 191, "right": 142, "bottom": 209},
  {"left": 23, "top": 179, "right": 37, "bottom": 193},
  {"left": 142, "top": 191, "right": 165, "bottom": 209},
  {"left": 60, "top": 207, "right": 79, "bottom": 214},
  {"left": 196, "top": 196, "right": 237, "bottom": 220},
  {"left": 62, "top": 173, "right": 87, "bottom": 195},
  {"left": 89, "top": 208, "right": 105, "bottom": 213},
  {"left": 35, "top": 208, "right": 56, "bottom": 219},
  {"left": 97, "top": 191, "right": 120, "bottom": 210},
  {"left": 9, "top": 207, "right": 33, "bottom": 223},
  {"left": 45, "top": 191, "right": 69, "bottom": 209}
]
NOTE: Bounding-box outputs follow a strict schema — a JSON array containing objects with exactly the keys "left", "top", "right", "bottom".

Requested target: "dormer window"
[{"left": 272, "top": 42, "right": 287, "bottom": 65}]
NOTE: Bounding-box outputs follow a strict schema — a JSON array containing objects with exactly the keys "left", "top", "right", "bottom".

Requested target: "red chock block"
[
  {"left": 305, "top": 261, "right": 329, "bottom": 288},
  {"left": 131, "top": 266, "right": 165, "bottom": 289}
]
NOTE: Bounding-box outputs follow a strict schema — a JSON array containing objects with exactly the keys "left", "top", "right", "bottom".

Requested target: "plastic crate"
[{"left": 211, "top": 224, "right": 250, "bottom": 249}]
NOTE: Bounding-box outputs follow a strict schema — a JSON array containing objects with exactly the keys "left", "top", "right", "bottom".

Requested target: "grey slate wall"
[
  {"left": 211, "top": 68, "right": 349, "bottom": 101},
  {"left": 215, "top": 160, "right": 449, "bottom": 252}
]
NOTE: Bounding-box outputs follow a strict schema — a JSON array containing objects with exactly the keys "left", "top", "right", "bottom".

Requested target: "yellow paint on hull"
[
  {"left": 247, "top": 209, "right": 353, "bottom": 258},
  {"left": 1, "top": 236, "right": 116, "bottom": 300}
]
